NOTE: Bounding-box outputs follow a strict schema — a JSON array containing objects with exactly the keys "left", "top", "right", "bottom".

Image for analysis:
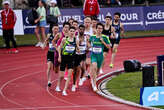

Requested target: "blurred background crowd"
[{"left": 0, "top": 0, "right": 163, "bottom": 9}]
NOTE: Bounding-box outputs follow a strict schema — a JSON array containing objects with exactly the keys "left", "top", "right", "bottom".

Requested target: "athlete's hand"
[
  {"left": 100, "top": 37, "right": 104, "bottom": 43},
  {"left": 76, "top": 47, "right": 80, "bottom": 53},
  {"left": 35, "top": 19, "right": 39, "bottom": 24},
  {"left": 110, "top": 35, "right": 115, "bottom": 39}
]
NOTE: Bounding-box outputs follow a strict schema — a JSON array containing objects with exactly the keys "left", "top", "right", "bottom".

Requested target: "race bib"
[
  {"left": 92, "top": 46, "right": 102, "bottom": 54},
  {"left": 78, "top": 46, "right": 86, "bottom": 54},
  {"left": 115, "top": 33, "right": 119, "bottom": 39},
  {"left": 49, "top": 43, "right": 55, "bottom": 50},
  {"left": 65, "top": 45, "right": 75, "bottom": 53},
  {"left": 79, "top": 46, "right": 86, "bottom": 51}
]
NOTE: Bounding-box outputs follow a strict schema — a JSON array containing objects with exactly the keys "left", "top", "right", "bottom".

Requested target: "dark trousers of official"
[{"left": 3, "top": 29, "right": 17, "bottom": 49}]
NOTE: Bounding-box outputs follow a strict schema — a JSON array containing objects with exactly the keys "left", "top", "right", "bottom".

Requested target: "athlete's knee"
[
  {"left": 59, "top": 71, "right": 65, "bottom": 78},
  {"left": 113, "top": 48, "right": 117, "bottom": 53}
]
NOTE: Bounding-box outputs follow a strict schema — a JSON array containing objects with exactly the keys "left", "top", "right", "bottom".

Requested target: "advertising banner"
[
  {"left": 0, "top": 10, "right": 24, "bottom": 35},
  {"left": 99, "top": 7, "right": 145, "bottom": 31},
  {"left": 22, "top": 5, "right": 164, "bottom": 34},
  {"left": 144, "top": 5, "right": 164, "bottom": 30},
  {"left": 140, "top": 87, "right": 164, "bottom": 106}
]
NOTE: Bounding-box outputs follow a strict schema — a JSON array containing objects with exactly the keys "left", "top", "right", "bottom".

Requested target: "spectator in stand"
[
  {"left": 15, "top": 0, "right": 29, "bottom": 9},
  {"left": 28, "top": 0, "right": 39, "bottom": 8},
  {"left": 49, "top": 0, "right": 61, "bottom": 33},
  {"left": 83, "top": 0, "right": 100, "bottom": 18},
  {"left": 35, "top": 0, "right": 47, "bottom": 48},
  {"left": 1, "top": 1, "right": 18, "bottom": 53}
]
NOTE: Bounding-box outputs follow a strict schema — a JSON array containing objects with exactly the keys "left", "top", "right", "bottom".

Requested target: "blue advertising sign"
[
  {"left": 99, "top": 7, "right": 145, "bottom": 31},
  {"left": 22, "top": 10, "right": 35, "bottom": 34},
  {"left": 22, "top": 5, "right": 164, "bottom": 34},
  {"left": 140, "top": 86, "right": 164, "bottom": 106},
  {"left": 23, "top": 9, "right": 84, "bottom": 34},
  {"left": 144, "top": 6, "right": 164, "bottom": 30}
]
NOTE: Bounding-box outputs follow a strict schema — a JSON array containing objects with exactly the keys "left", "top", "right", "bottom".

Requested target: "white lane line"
[
  {"left": 46, "top": 79, "right": 77, "bottom": 106},
  {"left": 0, "top": 104, "right": 124, "bottom": 110},
  {"left": 0, "top": 64, "right": 42, "bottom": 73},
  {"left": 46, "top": 80, "right": 97, "bottom": 110},
  {"left": 0, "top": 71, "right": 42, "bottom": 107}
]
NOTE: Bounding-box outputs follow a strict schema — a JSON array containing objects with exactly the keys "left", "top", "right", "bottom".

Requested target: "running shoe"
[
  {"left": 99, "top": 68, "right": 104, "bottom": 74},
  {"left": 91, "top": 80, "right": 94, "bottom": 89},
  {"left": 93, "top": 86, "right": 98, "bottom": 92},
  {"left": 82, "top": 77, "right": 86, "bottom": 82},
  {"left": 109, "top": 63, "right": 114, "bottom": 68},
  {"left": 6, "top": 49, "right": 11, "bottom": 53},
  {"left": 40, "top": 43, "right": 45, "bottom": 49},
  {"left": 79, "top": 78, "right": 83, "bottom": 86},
  {"left": 55, "top": 86, "right": 61, "bottom": 92},
  {"left": 62, "top": 91, "right": 67, "bottom": 96},
  {"left": 48, "top": 82, "right": 52, "bottom": 87},
  {"left": 35, "top": 42, "right": 42, "bottom": 47},
  {"left": 12, "top": 48, "right": 19, "bottom": 53},
  {"left": 71, "top": 85, "right": 76, "bottom": 92}
]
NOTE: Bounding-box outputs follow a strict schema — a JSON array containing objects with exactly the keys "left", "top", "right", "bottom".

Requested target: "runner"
[
  {"left": 84, "top": 16, "right": 93, "bottom": 80},
  {"left": 84, "top": 16, "right": 93, "bottom": 36},
  {"left": 55, "top": 26, "right": 77, "bottom": 96},
  {"left": 72, "top": 24, "right": 88, "bottom": 91},
  {"left": 52, "top": 22, "right": 70, "bottom": 74},
  {"left": 72, "top": 20, "right": 79, "bottom": 36},
  {"left": 68, "top": 18, "right": 74, "bottom": 26},
  {"left": 110, "top": 12, "right": 124, "bottom": 68},
  {"left": 44, "top": 24, "right": 59, "bottom": 87},
  {"left": 102, "top": 16, "right": 116, "bottom": 71},
  {"left": 91, "top": 16, "right": 98, "bottom": 35},
  {"left": 89, "top": 23, "right": 110, "bottom": 91}
]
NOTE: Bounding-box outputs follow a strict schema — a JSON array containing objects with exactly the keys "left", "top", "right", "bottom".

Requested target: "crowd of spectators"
[{"left": 0, "top": 0, "right": 162, "bottom": 9}]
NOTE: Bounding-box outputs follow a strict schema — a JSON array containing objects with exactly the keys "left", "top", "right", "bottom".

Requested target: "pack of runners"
[{"left": 44, "top": 13, "right": 124, "bottom": 96}]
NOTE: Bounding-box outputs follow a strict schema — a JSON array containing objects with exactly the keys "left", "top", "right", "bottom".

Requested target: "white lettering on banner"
[
  {"left": 98, "top": 14, "right": 105, "bottom": 21},
  {"left": 121, "top": 13, "right": 138, "bottom": 21},
  {"left": 147, "top": 10, "right": 164, "bottom": 20},
  {"left": 0, "top": 10, "right": 24, "bottom": 35},
  {"left": 58, "top": 15, "right": 83, "bottom": 23},
  {"left": 145, "top": 20, "right": 164, "bottom": 25},
  {"left": 148, "top": 91, "right": 159, "bottom": 102},
  {"left": 122, "top": 21, "right": 143, "bottom": 25}
]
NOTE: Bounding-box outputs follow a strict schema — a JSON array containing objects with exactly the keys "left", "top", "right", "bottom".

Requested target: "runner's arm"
[
  {"left": 120, "top": 23, "right": 125, "bottom": 38},
  {"left": 100, "top": 37, "right": 110, "bottom": 49},
  {"left": 52, "top": 32, "right": 60, "bottom": 49},
  {"left": 76, "top": 38, "right": 80, "bottom": 53},
  {"left": 110, "top": 26, "right": 116, "bottom": 39},
  {"left": 58, "top": 38, "right": 65, "bottom": 62}
]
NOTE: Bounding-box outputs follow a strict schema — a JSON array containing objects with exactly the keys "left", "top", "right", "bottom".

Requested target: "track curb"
[{"left": 96, "top": 61, "right": 162, "bottom": 110}]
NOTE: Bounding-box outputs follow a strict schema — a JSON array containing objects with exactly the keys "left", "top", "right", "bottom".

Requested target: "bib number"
[
  {"left": 78, "top": 46, "right": 86, "bottom": 54},
  {"left": 92, "top": 46, "right": 102, "bottom": 54},
  {"left": 49, "top": 43, "right": 55, "bottom": 51},
  {"left": 65, "top": 45, "right": 75, "bottom": 53},
  {"left": 115, "top": 33, "right": 119, "bottom": 39}
]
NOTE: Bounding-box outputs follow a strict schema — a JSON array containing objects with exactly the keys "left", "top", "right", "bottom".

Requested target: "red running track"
[{"left": 0, "top": 37, "right": 164, "bottom": 110}]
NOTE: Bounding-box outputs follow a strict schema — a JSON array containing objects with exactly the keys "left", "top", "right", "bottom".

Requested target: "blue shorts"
[{"left": 37, "top": 20, "right": 47, "bottom": 27}]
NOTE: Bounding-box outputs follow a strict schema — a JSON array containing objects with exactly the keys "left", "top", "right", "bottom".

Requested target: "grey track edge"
[{"left": 96, "top": 61, "right": 163, "bottom": 110}]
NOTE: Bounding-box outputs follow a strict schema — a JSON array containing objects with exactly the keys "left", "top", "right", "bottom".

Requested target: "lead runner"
[{"left": 89, "top": 22, "right": 110, "bottom": 91}]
